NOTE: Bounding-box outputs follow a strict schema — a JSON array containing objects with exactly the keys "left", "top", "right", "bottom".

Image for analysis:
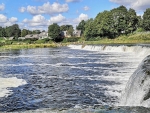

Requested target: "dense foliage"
[
  {"left": 77, "top": 6, "right": 150, "bottom": 40},
  {"left": 48, "top": 23, "right": 63, "bottom": 42},
  {"left": 0, "top": 24, "right": 42, "bottom": 39},
  {"left": 60, "top": 25, "right": 74, "bottom": 36},
  {"left": 0, "top": 5, "right": 150, "bottom": 43}
]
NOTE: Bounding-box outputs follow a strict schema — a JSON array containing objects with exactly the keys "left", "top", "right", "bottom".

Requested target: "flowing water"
[{"left": 0, "top": 45, "right": 150, "bottom": 112}]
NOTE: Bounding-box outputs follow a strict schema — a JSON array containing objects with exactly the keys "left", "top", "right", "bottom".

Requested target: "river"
[{"left": 0, "top": 45, "right": 150, "bottom": 112}]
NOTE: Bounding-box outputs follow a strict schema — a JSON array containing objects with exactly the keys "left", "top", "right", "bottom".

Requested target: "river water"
[{"left": 0, "top": 45, "right": 150, "bottom": 112}]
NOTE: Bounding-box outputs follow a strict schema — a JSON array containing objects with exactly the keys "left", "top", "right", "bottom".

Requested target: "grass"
[
  {"left": 84, "top": 32, "right": 150, "bottom": 45},
  {"left": 0, "top": 43, "right": 58, "bottom": 50},
  {"left": 1, "top": 32, "right": 150, "bottom": 50}
]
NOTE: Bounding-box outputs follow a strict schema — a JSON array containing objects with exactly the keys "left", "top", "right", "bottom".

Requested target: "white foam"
[
  {"left": 68, "top": 45, "right": 150, "bottom": 58},
  {"left": 0, "top": 77, "right": 26, "bottom": 97},
  {"left": 68, "top": 45, "right": 150, "bottom": 105}
]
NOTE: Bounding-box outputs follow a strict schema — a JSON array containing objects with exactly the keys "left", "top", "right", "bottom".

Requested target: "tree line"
[
  {"left": 1, "top": 5, "right": 150, "bottom": 41},
  {"left": 0, "top": 23, "right": 74, "bottom": 41},
  {"left": 76, "top": 6, "right": 150, "bottom": 40},
  {"left": 0, "top": 24, "right": 44, "bottom": 39}
]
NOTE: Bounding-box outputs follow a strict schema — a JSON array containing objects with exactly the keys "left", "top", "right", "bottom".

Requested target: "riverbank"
[
  {"left": 0, "top": 43, "right": 58, "bottom": 50},
  {"left": 0, "top": 32, "right": 150, "bottom": 50},
  {"left": 84, "top": 32, "right": 150, "bottom": 45}
]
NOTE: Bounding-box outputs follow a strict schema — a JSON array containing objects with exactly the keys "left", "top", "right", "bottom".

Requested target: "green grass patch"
[
  {"left": 0, "top": 43, "right": 57, "bottom": 50},
  {"left": 83, "top": 33, "right": 150, "bottom": 45}
]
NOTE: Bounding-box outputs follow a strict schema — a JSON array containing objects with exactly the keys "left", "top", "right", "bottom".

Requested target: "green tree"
[
  {"left": 76, "top": 20, "right": 86, "bottom": 35},
  {"left": 21, "top": 29, "right": 29, "bottom": 37},
  {"left": 111, "top": 5, "right": 128, "bottom": 36},
  {"left": 67, "top": 26, "right": 74, "bottom": 36},
  {"left": 127, "top": 8, "right": 138, "bottom": 33},
  {"left": 0, "top": 27, "right": 5, "bottom": 37},
  {"left": 94, "top": 10, "right": 115, "bottom": 38},
  {"left": 84, "top": 19, "right": 95, "bottom": 39},
  {"left": 137, "top": 16, "right": 143, "bottom": 28},
  {"left": 48, "top": 23, "right": 60, "bottom": 41},
  {"left": 143, "top": 8, "right": 150, "bottom": 31},
  {"left": 32, "top": 30, "right": 41, "bottom": 34},
  {"left": 12, "top": 24, "right": 21, "bottom": 38},
  {"left": 5, "top": 24, "right": 21, "bottom": 38},
  {"left": 5, "top": 26, "right": 12, "bottom": 37},
  {"left": 60, "top": 25, "right": 67, "bottom": 31}
]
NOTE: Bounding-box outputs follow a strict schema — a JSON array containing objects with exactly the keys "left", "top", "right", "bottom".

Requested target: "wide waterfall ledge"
[
  {"left": 68, "top": 44, "right": 150, "bottom": 107},
  {"left": 120, "top": 55, "right": 150, "bottom": 107}
]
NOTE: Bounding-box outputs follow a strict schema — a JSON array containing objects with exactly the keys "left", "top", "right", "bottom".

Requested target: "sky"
[{"left": 0, "top": 0, "right": 149, "bottom": 31}]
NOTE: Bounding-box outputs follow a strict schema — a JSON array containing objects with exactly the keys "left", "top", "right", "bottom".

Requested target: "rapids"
[{"left": 0, "top": 44, "right": 150, "bottom": 112}]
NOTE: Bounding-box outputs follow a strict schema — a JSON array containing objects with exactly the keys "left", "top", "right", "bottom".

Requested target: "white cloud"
[
  {"left": 19, "top": 7, "right": 26, "bottom": 13},
  {"left": 0, "top": 14, "right": 7, "bottom": 23},
  {"left": 110, "top": 0, "right": 150, "bottom": 11},
  {"left": 9, "top": 17, "right": 18, "bottom": 23},
  {"left": 23, "top": 14, "right": 66, "bottom": 27},
  {"left": 74, "top": 13, "right": 89, "bottom": 24},
  {"left": 23, "top": 15, "right": 48, "bottom": 26},
  {"left": 0, "top": 3, "right": 5, "bottom": 11},
  {"left": 0, "top": 14, "right": 18, "bottom": 27},
  {"left": 84, "top": 6, "right": 89, "bottom": 11},
  {"left": 49, "top": 14, "right": 66, "bottom": 23},
  {"left": 65, "top": 0, "right": 81, "bottom": 3},
  {"left": 26, "top": 2, "right": 69, "bottom": 15}
]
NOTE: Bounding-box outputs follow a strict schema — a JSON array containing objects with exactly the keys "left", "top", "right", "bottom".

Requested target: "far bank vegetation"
[{"left": 1, "top": 5, "right": 150, "bottom": 48}]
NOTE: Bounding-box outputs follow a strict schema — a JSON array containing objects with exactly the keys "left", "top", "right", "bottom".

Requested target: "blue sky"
[{"left": 0, "top": 0, "right": 149, "bottom": 30}]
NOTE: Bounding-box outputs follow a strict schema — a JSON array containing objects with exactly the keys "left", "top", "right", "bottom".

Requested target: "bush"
[
  {"left": 86, "top": 37, "right": 102, "bottom": 41},
  {"left": 62, "top": 37, "right": 80, "bottom": 42},
  {"left": 136, "top": 28, "right": 145, "bottom": 33},
  {"left": 35, "top": 38, "right": 52, "bottom": 44},
  {"left": 4, "top": 40, "right": 13, "bottom": 45},
  {"left": 35, "top": 39, "right": 46, "bottom": 44},
  {"left": 0, "top": 42, "right": 4, "bottom": 47},
  {"left": 22, "top": 38, "right": 38, "bottom": 44}
]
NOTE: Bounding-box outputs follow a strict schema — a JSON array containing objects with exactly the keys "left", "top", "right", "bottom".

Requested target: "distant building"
[
  {"left": 25, "top": 34, "right": 33, "bottom": 39},
  {"left": 24, "top": 32, "right": 50, "bottom": 40},
  {"left": 9, "top": 37, "right": 15, "bottom": 40},
  {"left": 61, "top": 31, "right": 71, "bottom": 38},
  {"left": 18, "top": 37, "right": 25, "bottom": 40},
  {"left": 32, "top": 34, "right": 39, "bottom": 39},
  {"left": 39, "top": 32, "right": 48, "bottom": 39},
  {"left": 61, "top": 30, "right": 81, "bottom": 38},
  {"left": 73, "top": 30, "right": 81, "bottom": 37}
]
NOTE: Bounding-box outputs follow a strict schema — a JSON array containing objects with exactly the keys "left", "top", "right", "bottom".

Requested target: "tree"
[
  {"left": 60, "top": 25, "right": 67, "bottom": 31},
  {"left": 60, "top": 25, "right": 73, "bottom": 31},
  {"left": 0, "top": 27, "right": 6, "bottom": 37},
  {"left": 84, "top": 19, "right": 95, "bottom": 39},
  {"left": 94, "top": 10, "right": 115, "bottom": 38},
  {"left": 5, "top": 26, "right": 12, "bottom": 37},
  {"left": 143, "top": 8, "right": 150, "bottom": 31},
  {"left": 48, "top": 23, "right": 61, "bottom": 41},
  {"left": 67, "top": 26, "right": 74, "bottom": 36},
  {"left": 11, "top": 24, "right": 21, "bottom": 38},
  {"left": 32, "top": 30, "right": 41, "bottom": 34},
  {"left": 127, "top": 8, "right": 138, "bottom": 33},
  {"left": 76, "top": 20, "right": 86, "bottom": 35},
  {"left": 21, "top": 29, "right": 29, "bottom": 37},
  {"left": 137, "top": 16, "right": 143, "bottom": 29},
  {"left": 111, "top": 5, "right": 128, "bottom": 36},
  {"left": 5, "top": 24, "right": 21, "bottom": 38}
]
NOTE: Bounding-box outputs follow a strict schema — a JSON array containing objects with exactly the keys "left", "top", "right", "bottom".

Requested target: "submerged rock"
[{"left": 120, "top": 55, "right": 150, "bottom": 107}]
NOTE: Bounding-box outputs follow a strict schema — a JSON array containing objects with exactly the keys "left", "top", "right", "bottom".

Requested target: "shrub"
[{"left": 63, "top": 37, "right": 80, "bottom": 42}]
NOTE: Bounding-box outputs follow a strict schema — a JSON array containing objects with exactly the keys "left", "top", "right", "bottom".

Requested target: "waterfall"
[
  {"left": 120, "top": 55, "right": 150, "bottom": 107},
  {"left": 69, "top": 44, "right": 150, "bottom": 107},
  {"left": 68, "top": 44, "right": 150, "bottom": 57}
]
